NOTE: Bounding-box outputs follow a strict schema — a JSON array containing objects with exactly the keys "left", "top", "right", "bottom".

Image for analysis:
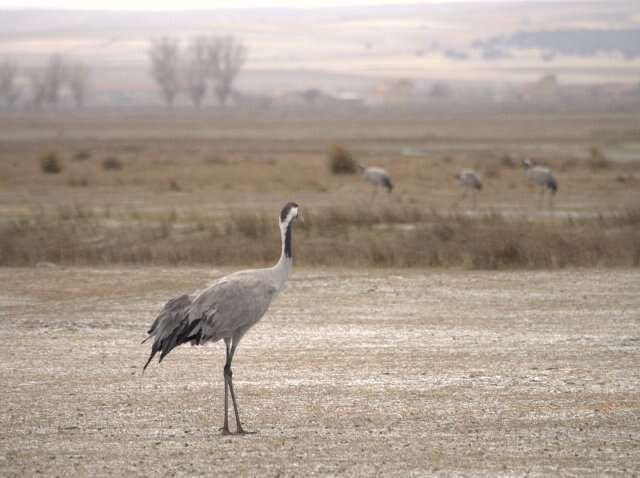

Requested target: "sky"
[{"left": 0, "top": 0, "right": 560, "bottom": 9}]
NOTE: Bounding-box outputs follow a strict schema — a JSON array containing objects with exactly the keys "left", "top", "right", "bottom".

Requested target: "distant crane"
[
  {"left": 358, "top": 163, "right": 393, "bottom": 196},
  {"left": 143, "top": 202, "right": 302, "bottom": 435},
  {"left": 522, "top": 159, "right": 558, "bottom": 208},
  {"left": 454, "top": 169, "right": 482, "bottom": 209}
]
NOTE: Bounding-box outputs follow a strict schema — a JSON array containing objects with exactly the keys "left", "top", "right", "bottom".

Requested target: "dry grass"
[
  {"left": 1, "top": 111, "right": 639, "bottom": 269},
  {"left": 1, "top": 205, "right": 639, "bottom": 269},
  {"left": 1, "top": 112, "right": 639, "bottom": 217}
]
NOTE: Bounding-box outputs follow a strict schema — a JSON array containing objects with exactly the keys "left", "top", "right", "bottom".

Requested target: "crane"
[{"left": 143, "top": 202, "right": 302, "bottom": 435}]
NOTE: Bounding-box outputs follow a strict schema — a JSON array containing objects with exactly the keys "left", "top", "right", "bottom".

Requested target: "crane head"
[{"left": 280, "top": 202, "right": 302, "bottom": 225}]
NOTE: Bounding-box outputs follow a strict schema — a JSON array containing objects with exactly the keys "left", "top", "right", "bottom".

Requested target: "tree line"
[
  {"left": 0, "top": 34, "right": 246, "bottom": 110},
  {"left": 149, "top": 35, "right": 247, "bottom": 108},
  {"left": 0, "top": 55, "right": 89, "bottom": 110}
]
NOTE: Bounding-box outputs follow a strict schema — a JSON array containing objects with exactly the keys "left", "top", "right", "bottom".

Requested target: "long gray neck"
[{"left": 271, "top": 220, "right": 293, "bottom": 289}]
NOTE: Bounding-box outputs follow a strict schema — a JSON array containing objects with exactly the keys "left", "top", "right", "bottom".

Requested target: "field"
[
  {"left": 0, "top": 110, "right": 639, "bottom": 476},
  {"left": 1, "top": 111, "right": 639, "bottom": 268},
  {"left": 0, "top": 266, "right": 639, "bottom": 477},
  {"left": 1, "top": 111, "right": 639, "bottom": 214}
]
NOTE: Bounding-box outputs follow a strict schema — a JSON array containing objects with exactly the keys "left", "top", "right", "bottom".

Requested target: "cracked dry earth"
[{"left": 0, "top": 267, "right": 639, "bottom": 477}]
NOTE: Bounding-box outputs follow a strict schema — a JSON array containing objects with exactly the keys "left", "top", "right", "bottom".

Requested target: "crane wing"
[{"left": 143, "top": 274, "right": 277, "bottom": 371}]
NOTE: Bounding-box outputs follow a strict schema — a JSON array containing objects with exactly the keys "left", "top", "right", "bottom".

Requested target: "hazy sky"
[{"left": 0, "top": 0, "right": 554, "bottom": 9}]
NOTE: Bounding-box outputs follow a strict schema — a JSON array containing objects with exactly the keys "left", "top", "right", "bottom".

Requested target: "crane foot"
[{"left": 236, "top": 427, "right": 258, "bottom": 436}]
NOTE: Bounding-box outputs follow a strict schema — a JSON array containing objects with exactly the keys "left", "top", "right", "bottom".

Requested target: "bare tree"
[
  {"left": 0, "top": 60, "right": 21, "bottom": 108},
  {"left": 27, "top": 69, "right": 47, "bottom": 110},
  {"left": 43, "top": 54, "right": 67, "bottom": 107},
  {"left": 184, "top": 36, "right": 211, "bottom": 108},
  {"left": 208, "top": 35, "right": 246, "bottom": 105},
  {"left": 149, "top": 37, "right": 181, "bottom": 107},
  {"left": 67, "top": 62, "right": 90, "bottom": 108}
]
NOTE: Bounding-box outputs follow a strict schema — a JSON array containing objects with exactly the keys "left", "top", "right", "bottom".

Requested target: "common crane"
[
  {"left": 522, "top": 159, "right": 558, "bottom": 208},
  {"left": 143, "top": 202, "right": 302, "bottom": 435},
  {"left": 358, "top": 163, "right": 393, "bottom": 195},
  {"left": 454, "top": 169, "right": 482, "bottom": 209}
]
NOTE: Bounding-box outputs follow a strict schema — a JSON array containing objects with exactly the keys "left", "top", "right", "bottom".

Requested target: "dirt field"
[{"left": 1, "top": 266, "right": 638, "bottom": 477}]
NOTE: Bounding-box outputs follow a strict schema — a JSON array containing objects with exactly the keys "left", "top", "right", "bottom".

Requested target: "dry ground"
[
  {"left": 0, "top": 266, "right": 639, "bottom": 477},
  {"left": 1, "top": 111, "right": 639, "bottom": 220}
]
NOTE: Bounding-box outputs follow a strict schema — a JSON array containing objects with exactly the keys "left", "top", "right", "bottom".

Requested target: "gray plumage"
[
  {"left": 143, "top": 275, "right": 276, "bottom": 367},
  {"left": 523, "top": 159, "right": 557, "bottom": 193},
  {"left": 358, "top": 164, "right": 393, "bottom": 193},
  {"left": 143, "top": 202, "right": 302, "bottom": 435},
  {"left": 456, "top": 169, "right": 482, "bottom": 191},
  {"left": 454, "top": 169, "right": 482, "bottom": 209},
  {"left": 522, "top": 159, "right": 558, "bottom": 208}
]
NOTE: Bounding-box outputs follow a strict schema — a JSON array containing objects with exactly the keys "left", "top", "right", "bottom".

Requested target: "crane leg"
[
  {"left": 226, "top": 342, "right": 256, "bottom": 435},
  {"left": 538, "top": 188, "right": 544, "bottom": 210},
  {"left": 221, "top": 338, "right": 232, "bottom": 435}
]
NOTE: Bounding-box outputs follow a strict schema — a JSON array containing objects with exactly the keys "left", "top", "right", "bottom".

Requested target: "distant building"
[{"left": 272, "top": 88, "right": 364, "bottom": 111}]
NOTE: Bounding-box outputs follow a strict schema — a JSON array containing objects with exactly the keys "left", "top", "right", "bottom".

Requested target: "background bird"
[
  {"left": 522, "top": 159, "right": 558, "bottom": 208},
  {"left": 454, "top": 169, "right": 482, "bottom": 209},
  {"left": 358, "top": 163, "right": 393, "bottom": 195},
  {"left": 143, "top": 202, "right": 302, "bottom": 435}
]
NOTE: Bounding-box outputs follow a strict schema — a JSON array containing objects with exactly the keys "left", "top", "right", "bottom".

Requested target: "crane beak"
[{"left": 297, "top": 212, "right": 305, "bottom": 223}]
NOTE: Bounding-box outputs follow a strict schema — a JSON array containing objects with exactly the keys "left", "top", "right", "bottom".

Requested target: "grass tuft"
[
  {"left": 102, "top": 156, "right": 123, "bottom": 171},
  {"left": 328, "top": 144, "right": 357, "bottom": 175},
  {"left": 40, "top": 152, "right": 62, "bottom": 174}
]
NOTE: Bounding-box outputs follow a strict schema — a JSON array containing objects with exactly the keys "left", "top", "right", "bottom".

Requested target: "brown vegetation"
[
  {"left": 73, "top": 149, "right": 91, "bottom": 161},
  {"left": 587, "top": 146, "right": 612, "bottom": 170},
  {"left": 328, "top": 144, "right": 357, "bottom": 175},
  {"left": 1, "top": 205, "right": 638, "bottom": 269},
  {"left": 102, "top": 156, "right": 123, "bottom": 171},
  {"left": 39, "top": 152, "right": 62, "bottom": 174},
  {"left": 1, "top": 111, "right": 639, "bottom": 270}
]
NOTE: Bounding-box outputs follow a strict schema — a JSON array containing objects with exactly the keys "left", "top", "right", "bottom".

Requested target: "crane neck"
[{"left": 271, "top": 220, "right": 293, "bottom": 287}]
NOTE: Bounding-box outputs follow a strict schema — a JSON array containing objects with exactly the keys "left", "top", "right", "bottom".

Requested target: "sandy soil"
[{"left": 0, "top": 267, "right": 639, "bottom": 477}]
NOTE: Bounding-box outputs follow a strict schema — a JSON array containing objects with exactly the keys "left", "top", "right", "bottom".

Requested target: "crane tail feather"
[
  {"left": 143, "top": 342, "right": 160, "bottom": 372},
  {"left": 142, "top": 315, "right": 204, "bottom": 371}
]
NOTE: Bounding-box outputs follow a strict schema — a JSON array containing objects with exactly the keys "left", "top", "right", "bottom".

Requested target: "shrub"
[
  {"left": 328, "top": 144, "right": 357, "bottom": 175},
  {"left": 499, "top": 153, "right": 516, "bottom": 168},
  {"left": 102, "top": 156, "right": 123, "bottom": 171},
  {"left": 588, "top": 146, "right": 611, "bottom": 170},
  {"left": 40, "top": 152, "right": 62, "bottom": 174},
  {"left": 73, "top": 150, "right": 91, "bottom": 161}
]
